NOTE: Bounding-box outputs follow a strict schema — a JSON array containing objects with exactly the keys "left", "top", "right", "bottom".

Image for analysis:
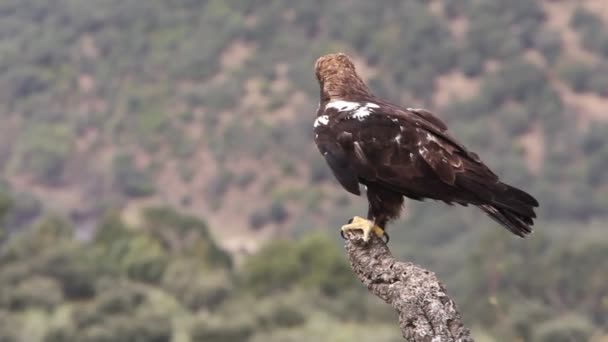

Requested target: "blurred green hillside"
[
  {"left": 1, "top": 0, "right": 608, "bottom": 340},
  {"left": 1, "top": 198, "right": 607, "bottom": 341}
]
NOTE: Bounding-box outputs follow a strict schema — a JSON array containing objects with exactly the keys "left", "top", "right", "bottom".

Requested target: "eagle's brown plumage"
[{"left": 313, "top": 53, "right": 539, "bottom": 238}]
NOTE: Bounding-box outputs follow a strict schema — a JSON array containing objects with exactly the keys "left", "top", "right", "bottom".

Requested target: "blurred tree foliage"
[
  {"left": 571, "top": 6, "right": 608, "bottom": 58},
  {"left": 0, "top": 196, "right": 605, "bottom": 341},
  {"left": 112, "top": 153, "right": 156, "bottom": 198},
  {"left": 0, "top": 199, "right": 402, "bottom": 341}
]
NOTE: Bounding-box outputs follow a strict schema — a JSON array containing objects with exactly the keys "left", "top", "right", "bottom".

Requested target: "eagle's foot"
[{"left": 340, "top": 216, "right": 386, "bottom": 242}]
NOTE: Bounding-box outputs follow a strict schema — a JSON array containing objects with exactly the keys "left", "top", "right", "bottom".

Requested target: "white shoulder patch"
[
  {"left": 352, "top": 102, "right": 380, "bottom": 120},
  {"left": 326, "top": 101, "right": 380, "bottom": 121},
  {"left": 352, "top": 106, "right": 372, "bottom": 120},
  {"left": 313, "top": 115, "right": 329, "bottom": 128},
  {"left": 353, "top": 102, "right": 380, "bottom": 121},
  {"left": 326, "top": 100, "right": 359, "bottom": 112}
]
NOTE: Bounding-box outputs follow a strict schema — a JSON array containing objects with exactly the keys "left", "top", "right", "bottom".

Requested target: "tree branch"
[{"left": 343, "top": 231, "right": 474, "bottom": 342}]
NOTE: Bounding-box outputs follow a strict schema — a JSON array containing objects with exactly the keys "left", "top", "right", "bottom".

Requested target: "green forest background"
[{"left": 1, "top": 0, "right": 608, "bottom": 341}]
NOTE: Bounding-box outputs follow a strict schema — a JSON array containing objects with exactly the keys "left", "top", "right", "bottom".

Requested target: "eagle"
[{"left": 313, "top": 53, "right": 539, "bottom": 242}]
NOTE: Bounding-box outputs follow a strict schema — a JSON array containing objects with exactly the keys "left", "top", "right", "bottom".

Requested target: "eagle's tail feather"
[
  {"left": 488, "top": 183, "right": 538, "bottom": 220},
  {"left": 458, "top": 176, "right": 538, "bottom": 237},
  {"left": 478, "top": 182, "right": 538, "bottom": 237},
  {"left": 479, "top": 204, "right": 533, "bottom": 237}
]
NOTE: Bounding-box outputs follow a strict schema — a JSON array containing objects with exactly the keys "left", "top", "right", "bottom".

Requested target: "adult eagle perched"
[{"left": 313, "top": 53, "right": 539, "bottom": 242}]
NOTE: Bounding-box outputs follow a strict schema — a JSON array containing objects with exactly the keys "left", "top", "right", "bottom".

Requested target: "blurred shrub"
[
  {"left": 112, "top": 153, "right": 156, "bottom": 198},
  {"left": 268, "top": 201, "right": 288, "bottom": 224},
  {"left": 558, "top": 60, "right": 608, "bottom": 97},
  {"left": 266, "top": 303, "right": 306, "bottom": 328},
  {"left": 444, "top": 0, "right": 470, "bottom": 19},
  {"left": 458, "top": 48, "right": 485, "bottom": 78},
  {"left": 403, "top": 66, "right": 437, "bottom": 100},
  {"left": 70, "top": 281, "right": 173, "bottom": 341},
  {"left": 533, "top": 313, "right": 594, "bottom": 342},
  {"left": 582, "top": 30, "right": 608, "bottom": 58},
  {"left": 4, "top": 276, "right": 63, "bottom": 311},
  {"left": 570, "top": 6, "right": 603, "bottom": 33},
  {"left": 162, "top": 260, "right": 232, "bottom": 311},
  {"left": 0, "top": 310, "right": 21, "bottom": 342},
  {"left": 0, "top": 191, "right": 12, "bottom": 225},
  {"left": 317, "top": 288, "right": 396, "bottom": 323},
  {"left": 467, "top": 14, "right": 522, "bottom": 61},
  {"left": 0, "top": 215, "right": 99, "bottom": 300},
  {"left": 570, "top": 6, "right": 608, "bottom": 57},
  {"left": 240, "top": 234, "right": 356, "bottom": 297},
  {"left": 3, "top": 191, "right": 42, "bottom": 229},
  {"left": 44, "top": 326, "right": 76, "bottom": 342},
  {"left": 205, "top": 169, "right": 233, "bottom": 205},
  {"left": 533, "top": 28, "right": 562, "bottom": 64},
  {"left": 247, "top": 200, "right": 289, "bottom": 230},
  {"left": 141, "top": 207, "right": 232, "bottom": 268},
  {"left": 557, "top": 60, "right": 593, "bottom": 93},
  {"left": 3, "top": 66, "right": 52, "bottom": 102},
  {"left": 253, "top": 294, "right": 309, "bottom": 330},
  {"left": 123, "top": 236, "right": 168, "bottom": 284},
  {"left": 503, "top": 300, "right": 552, "bottom": 341},
  {"left": 202, "top": 79, "right": 244, "bottom": 112},
  {"left": 239, "top": 240, "right": 300, "bottom": 294},
  {"left": 524, "top": 86, "right": 563, "bottom": 130},
  {"left": 582, "top": 124, "right": 608, "bottom": 155},
  {"left": 279, "top": 160, "right": 296, "bottom": 177},
  {"left": 167, "top": 130, "right": 196, "bottom": 159},
  {"left": 497, "top": 106, "right": 530, "bottom": 136},
  {"left": 587, "top": 148, "right": 608, "bottom": 185},
  {"left": 94, "top": 217, "right": 169, "bottom": 284},
  {"left": 19, "top": 124, "right": 73, "bottom": 185},
  {"left": 588, "top": 67, "right": 608, "bottom": 97},
  {"left": 309, "top": 156, "right": 332, "bottom": 183},
  {"left": 249, "top": 209, "right": 268, "bottom": 230},
  {"left": 235, "top": 171, "right": 257, "bottom": 189},
  {"left": 482, "top": 59, "right": 547, "bottom": 105},
  {"left": 39, "top": 246, "right": 98, "bottom": 300},
  {"left": 76, "top": 313, "right": 172, "bottom": 342},
  {"left": 93, "top": 282, "right": 146, "bottom": 316},
  {"left": 135, "top": 107, "right": 170, "bottom": 142},
  {"left": 191, "top": 315, "right": 254, "bottom": 342},
  {"left": 466, "top": 0, "right": 545, "bottom": 60}
]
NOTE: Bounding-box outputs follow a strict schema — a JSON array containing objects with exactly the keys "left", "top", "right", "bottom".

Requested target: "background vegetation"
[{"left": 1, "top": 0, "right": 608, "bottom": 340}]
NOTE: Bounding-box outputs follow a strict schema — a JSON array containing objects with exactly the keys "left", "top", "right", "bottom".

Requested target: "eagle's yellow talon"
[
  {"left": 341, "top": 216, "right": 384, "bottom": 242},
  {"left": 372, "top": 225, "right": 384, "bottom": 238}
]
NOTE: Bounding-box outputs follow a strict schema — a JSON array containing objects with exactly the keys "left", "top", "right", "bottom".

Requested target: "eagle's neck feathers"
[{"left": 320, "top": 71, "right": 373, "bottom": 103}]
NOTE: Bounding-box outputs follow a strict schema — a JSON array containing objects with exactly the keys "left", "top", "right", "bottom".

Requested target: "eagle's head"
[
  {"left": 314, "top": 53, "right": 357, "bottom": 82},
  {"left": 314, "top": 53, "right": 372, "bottom": 101}
]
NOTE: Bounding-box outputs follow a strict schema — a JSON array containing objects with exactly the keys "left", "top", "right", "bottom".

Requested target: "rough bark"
[{"left": 343, "top": 230, "right": 474, "bottom": 342}]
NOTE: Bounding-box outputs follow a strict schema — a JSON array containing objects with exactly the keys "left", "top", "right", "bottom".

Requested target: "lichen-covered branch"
[{"left": 343, "top": 231, "right": 473, "bottom": 342}]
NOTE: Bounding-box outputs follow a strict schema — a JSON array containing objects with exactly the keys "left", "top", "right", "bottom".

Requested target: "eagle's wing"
[
  {"left": 315, "top": 135, "right": 361, "bottom": 195},
  {"left": 314, "top": 115, "right": 361, "bottom": 195},
  {"left": 396, "top": 105, "right": 486, "bottom": 170},
  {"left": 319, "top": 102, "right": 495, "bottom": 197},
  {"left": 398, "top": 107, "right": 498, "bottom": 185}
]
